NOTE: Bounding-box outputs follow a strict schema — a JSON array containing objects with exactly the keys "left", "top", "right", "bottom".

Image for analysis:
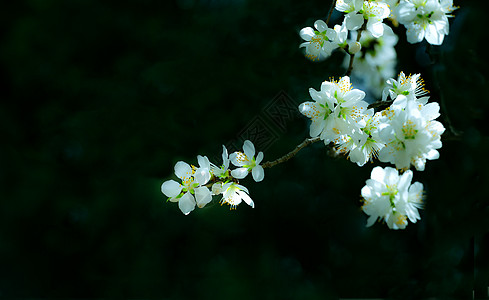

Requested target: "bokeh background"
[{"left": 1, "top": 0, "right": 488, "bottom": 299}]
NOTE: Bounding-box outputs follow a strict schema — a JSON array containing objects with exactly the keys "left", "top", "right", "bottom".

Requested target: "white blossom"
[
  {"left": 395, "top": 0, "right": 457, "bottom": 45},
  {"left": 230, "top": 140, "right": 265, "bottom": 182},
  {"left": 299, "top": 20, "right": 338, "bottom": 61},
  {"left": 382, "top": 71, "right": 430, "bottom": 104},
  {"left": 210, "top": 145, "right": 231, "bottom": 179},
  {"left": 299, "top": 76, "right": 368, "bottom": 145},
  {"left": 161, "top": 158, "right": 213, "bottom": 215},
  {"left": 377, "top": 100, "right": 445, "bottom": 171},
  {"left": 336, "top": 0, "right": 391, "bottom": 37},
  {"left": 361, "top": 166, "right": 424, "bottom": 229},
  {"left": 217, "top": 182, "right": 255, "bottom": 210}
]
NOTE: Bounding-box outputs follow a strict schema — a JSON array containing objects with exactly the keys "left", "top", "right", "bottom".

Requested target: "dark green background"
[{"left": 1, "top": 0, "right": 488, "bottom": 298}]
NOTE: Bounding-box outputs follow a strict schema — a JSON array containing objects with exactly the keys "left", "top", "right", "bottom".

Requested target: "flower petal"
[
  {"left": 252, "top": 165, "right": 265, "bottom": 182},
  {"left": 178, "top": 192, "right": 196, "bottom": 215},
  {"left": 314, "top": 19, "right": 328, "bottom": 32},
  {"left": 194, "top": 167, "right": 211, "bottom": 185},
  {"left": 255, "top": 151, "right": 264, "bottom": 165},
  {"left": 370, "top": 166, "right": 386, "bottom": 183},
  {"left": 161, "top": 180, "right": 182, "bottom": 198},
  {"left": 237, "top": 190, "right": 254, "bottom": 208},
  {"left": 195, "top": 186, "right": 212, "bottom": 208},
  {"left": 243, "top": 140, "right": 256, "bottom": 160},
  {"left": 174, "top": 161, "right": 192, "bottom": 180},
  {"left": 299, "top": 27, "right": 315, "bottom": 41},
  {"left": 231, "top": 167, "right": 249, "bottom": 179}
]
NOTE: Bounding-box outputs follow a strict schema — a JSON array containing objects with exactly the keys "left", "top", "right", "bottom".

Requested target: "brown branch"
[
  {"left": 325, "top": 0, "right": 337, "bottom": 25},
  {"left": 261, "top": 137, "right": 321, "bottom": 169}
]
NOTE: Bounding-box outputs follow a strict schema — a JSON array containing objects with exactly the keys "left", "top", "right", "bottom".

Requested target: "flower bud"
[{"left": 348, "top": 41, "right": 362, "bottom": 54}]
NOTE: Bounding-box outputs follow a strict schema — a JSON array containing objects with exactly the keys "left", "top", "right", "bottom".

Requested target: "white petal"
[
  {"left": 299, "top": 27, "right": 315, "bottom": 41},
  {"left": 178, "top": 192, "right": 196, "bottom": 215},
  {"left": 161, "top": 180, "right": 182, "bottom": 198},
  {"left": 194, "top": 167, "right": 211, "bottom": 185},
  {"left": 370, "top": 166, "right": 386, "bottom": 183},
  {"left": 314, "top": 19, "right": 328, "bottom": 32},
  {"left": 361, "top": 185, "right": 373, "bottom": 199},
  {"left": 345, "top": 12, "right": 364, "bottom": 30},
  {"left": 398, "top": 170, "right": 413, "bottom": 192},
  {"left": 252, "top": 165, "right": 265, "bottom": 182},
  {"left": 243, "top": 140, "right": 256, "bottom": 159},
  {"left": 237, "top": 190, "right": 254, "bottom": 208},
  {"left": 366, "top": 215, "right": 378, "bottom": 227},
  {"left": 406, "top": 24, "right": 425, "bottom": 44},
  {"left": 195, "top": 186, "right": 212, "bottom": 208},
  {"left": 221, "top": 145, "right": 229, "bottom": 168},
  {"left": 255, "top": 151, "right": 264, "bottom": 164},
  {"left": 421, "top": 103, "right": 440, "bottom": 121},
  {"left": 174, "top": 161, "right": 191, "bottom": 180},
  {"left": 211, "top": 182, "right": 223, "bottom": 195},
  {"left": 229, "top": 152, "right": 239, "bottom": 166},
  {"left": 343, "top": 89, "right": 365, "bottom": 103},
  {"left": 197, "top": 155, "right": 210, "bottom": 169},
  {"left": 425, "top": 149, "right": 439, "bottom": 160},
  {"left": 384, "top": 166, "right": 400, "bottom": 186},
  {"left": 367, "top": 19, "right": 384, "bottom": 38},
  {"left": 231, "top": 168, "right": 249, "bottom": 179},
  {"left": 310, "top": 120, "right": 326, "bottom": 137},
  {"left": 425, "top": 24, "right": 444, "bottom": 45}
]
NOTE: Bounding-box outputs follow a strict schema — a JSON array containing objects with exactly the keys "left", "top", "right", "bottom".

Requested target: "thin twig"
[
  {"left": 261, "top": 137, "right": 321, "bottom": 169},
  {"left": 344, "top": 23, "right": 366, "bottom": 77},
  {"left": 325, "top": 0, "right": 337, "bottom": 25}
]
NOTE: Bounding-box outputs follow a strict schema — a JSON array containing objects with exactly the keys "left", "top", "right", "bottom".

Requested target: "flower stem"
[
  {"left": 326, "top": 0, "right": 337, "bottom": 25},
  {"left": 345, "top": 24, "right": 366, "bottom": 77},
  {"left": 261, "top": 137, "right": 321, "bottom": 169}
]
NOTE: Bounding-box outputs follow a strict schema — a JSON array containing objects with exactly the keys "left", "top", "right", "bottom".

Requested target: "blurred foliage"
[{"left": 0, "top": 0, "right": 487, "bottom": 298}]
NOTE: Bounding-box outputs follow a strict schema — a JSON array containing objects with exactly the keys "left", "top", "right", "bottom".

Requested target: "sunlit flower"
[
  {"left": 377, "top": 101, "right": 444, "bottom": 171},
  {"left": 395, "top": 0, "right": 457, "bottom": 45},
  {"left": 361, "top": 166, "right": 424, "bottom": 229},
  {"left": 382, "top": 71, "right": 430, "bottom": 104},
  {"left": 218, "top": 182, "right": 255, "bottom": 210},
  {"left": 161, "top": 158, "right": 213, "bottom": 215},
  {"left": 299, "top": 20, "right": 338, "bottom": 61},
  {"left": 230, "top": 140, "right": 265, "bottom": 182},
  {"left": 336, "top": 0, "right": 390, "bottom": 37},
  {"left": 210, "top": 145, "right": 231, "bottom": 179}
]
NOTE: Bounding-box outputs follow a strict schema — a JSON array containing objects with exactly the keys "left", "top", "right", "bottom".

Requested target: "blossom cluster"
[
  {"left": 162, "top": 0, "right": 457, "bottom": 231},
  {"left": 161, "top": 141, "right": 264, "bottom": 215},
  {"left": 300, "top": 0, "right": 457, "bottom": 97},
  {"left": 361, "top": 166, "right": 424, "bottom": 229},
  {"left": 298, "top": 72, "right": 444, "bottom": 228},
  {"left": 295, "top": 0, "right": 456, "bottom": 229},
  {"left": 300, "top": 0, "right": 457, "bottom": 59}
]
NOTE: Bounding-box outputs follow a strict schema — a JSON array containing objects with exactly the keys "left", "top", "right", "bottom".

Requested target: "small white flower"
[
  {"left": 219, "top": 182, "right": 255, "bottom": 210},
  {"left": 377, "top": 101, "right": 445, "bottom": 171},
  {"left": 395, "top": 0, "right": 457, "bottom": 45},
  {"left": 299, "top": 20, "right": 338, "bottom": 61},
  {"left": 210, "top": 145, "right": 231, "bottom": 179},
  {"left": 362, "top": 1, "right": 391, "bottom": 37},
  {"left": 299, "top": 76, "right": 368, "bottom": 145},
  {"left": 161, "top": 158, "right": 212, "bottom": 215},
  {"left": 230, "top": 140, "right": 265, "bottom": 182},
  {"left": 361, "top": 166, "right": 424, "bottom": 229},
  {"left": 339, "top": 110, "right": 385, "bottom": 166},
  {"left": 337, "top": 0, "right": 391, "bottom": 37},
  {"left": 382, "top": 71, "right": 430, "bottom": 104}
]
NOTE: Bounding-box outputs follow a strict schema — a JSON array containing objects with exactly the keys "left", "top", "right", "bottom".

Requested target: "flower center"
[{"left": 402, "top": 120, "right": 418, "bottom": 139}]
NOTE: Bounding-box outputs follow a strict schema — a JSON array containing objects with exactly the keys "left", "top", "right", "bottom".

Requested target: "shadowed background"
[{"left": 0, "top": 0, "right": 488, "bottom": 298}]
